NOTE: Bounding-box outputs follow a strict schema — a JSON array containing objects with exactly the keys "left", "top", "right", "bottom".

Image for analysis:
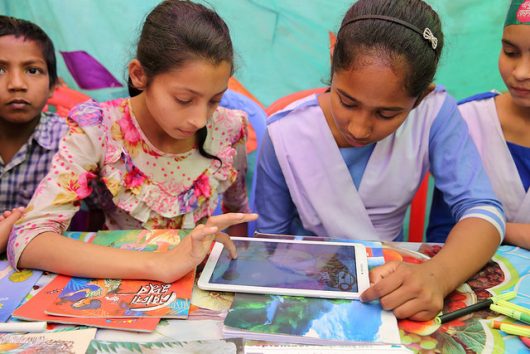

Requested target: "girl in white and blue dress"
[
  {"left": 255, "top": 0, "right": 505, "bottom": 321},
  {"left": 428, "top": 0, "right": 530, "bottom": 250}
]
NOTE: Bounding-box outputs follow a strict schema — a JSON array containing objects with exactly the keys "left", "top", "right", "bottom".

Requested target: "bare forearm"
[
  {"left": 18, "top": 232, "right": 195, "bottom": 282},
  {"left": 424, "top": 218, "right": 499, "bottom": 296},
  {"left": 504, "top": 222, "right": 530, "bottom": 249}
]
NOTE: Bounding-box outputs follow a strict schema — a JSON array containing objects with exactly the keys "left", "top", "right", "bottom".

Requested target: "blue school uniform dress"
[
  {"left": 255, "top": 87, "right": 505, "bottom": 242},
  {"left": 428, "top": 92, "right": 530, "bottom": 242}
]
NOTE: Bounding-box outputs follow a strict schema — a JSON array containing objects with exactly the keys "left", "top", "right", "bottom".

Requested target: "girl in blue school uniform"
[
  {"left": 255, "top": 0, "right": 505, "bottom": 321},
  {"left": 428, "top": 0, "right": 530, "bottom": 250}
]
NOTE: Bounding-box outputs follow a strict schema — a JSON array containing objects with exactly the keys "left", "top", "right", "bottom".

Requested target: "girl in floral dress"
[{"left": 7, "top": 0, "right": 257, "bottom": 283}]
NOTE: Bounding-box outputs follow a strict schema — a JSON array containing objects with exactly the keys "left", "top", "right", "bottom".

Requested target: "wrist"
[
  {"left": 146, "top": 251, "right": 199, "bottom": 283},
  {"left": 421, "top": 260, "right": 454, "bottom": 297}
]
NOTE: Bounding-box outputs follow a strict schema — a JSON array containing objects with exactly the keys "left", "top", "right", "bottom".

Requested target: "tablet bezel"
[{"left": 198, "top": 237, "right": 370, "bottom": 299}]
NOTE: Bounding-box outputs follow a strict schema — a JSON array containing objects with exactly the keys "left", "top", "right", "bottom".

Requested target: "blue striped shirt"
[{"left": 0, "top": 112, "right": 68, "bottom": 210}]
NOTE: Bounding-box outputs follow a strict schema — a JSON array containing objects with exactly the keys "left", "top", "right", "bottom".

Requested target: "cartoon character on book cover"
[
  {"left": 46, "top": 275, "right": 194, "bottom": 318},
  {"left": 12, "top": 275, "right": 160, "bottom": 332}
]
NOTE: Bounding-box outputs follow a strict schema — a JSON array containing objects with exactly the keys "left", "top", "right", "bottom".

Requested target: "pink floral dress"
[{"left": 8, "top": 98, "right": 249, "bottom": 268}]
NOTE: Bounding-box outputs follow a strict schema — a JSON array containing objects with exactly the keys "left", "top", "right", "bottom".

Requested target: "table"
[
  {"left": 393, "top": 243, "right": 529, "bottom": 353},
  {"left": 3, "top": 242, "right": 529, "bottom": 353}
]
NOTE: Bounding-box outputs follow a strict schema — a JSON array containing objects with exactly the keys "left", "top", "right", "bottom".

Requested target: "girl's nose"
[
  {"left": 348, "top": 113, "right": 372, "bottom": 140},
  {"left": 513, "top": 56, "right": 530, "bottom": 81},
  {"left": 189, "top": 105, "right": 209, "bottom": 129}
]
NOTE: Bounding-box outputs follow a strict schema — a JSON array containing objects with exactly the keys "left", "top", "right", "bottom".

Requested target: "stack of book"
[{"left": 12, "top": 230, "right": 196, "bottom": 332}]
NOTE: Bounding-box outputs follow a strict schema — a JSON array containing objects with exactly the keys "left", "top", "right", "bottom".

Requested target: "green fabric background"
[
  {"left": 0, "top": 0, "right": 511, "bottom": 105},
  {"left": 0, "top": 0, "right": 513, "bottom": 240}
]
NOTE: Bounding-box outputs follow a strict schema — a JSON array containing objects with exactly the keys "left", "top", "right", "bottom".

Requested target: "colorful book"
[
  {"left": 86, "top": 338, "right": 245, "bottom": 354},
  {"left": 66, "top": 229, "right": 188, "bottom": 252},
  {"left": 0, "top": 328, "right": 96, "bottom": 354},
  {"left": 44, "top": 272, "right": 195, "bottom": 319},
  {"left": 42, "top": 229, "right": 195, "bottom": 319},
  {"left": 0, "top": 260, "right": 42, "bottom": 322},
  {"left": 223, "top": 293, "right": 400, "bottom": 346},
  {"left": 244, "top": 342, "right": 412, "bottom": 354},
  {"left": 12, "top": 275, "right": 159, "bottom": 332}
]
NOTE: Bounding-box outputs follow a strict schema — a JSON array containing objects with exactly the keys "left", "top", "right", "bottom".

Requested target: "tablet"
[{"left": 198, "top": 237, "right": 370, "bottom": 299}]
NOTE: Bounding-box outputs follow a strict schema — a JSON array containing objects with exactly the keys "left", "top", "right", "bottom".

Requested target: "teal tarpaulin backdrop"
[{"left": 0, "top": 0, "right": 512, "bottom": 106}]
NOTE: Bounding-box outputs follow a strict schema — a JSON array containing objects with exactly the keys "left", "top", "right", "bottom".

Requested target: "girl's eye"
[
  {"left": 175, "top": 98, "right": 192, "bottom": 105},
  {"left": 377, "top": 111, "right": 400, "bottom": 120},
  {"left": 0, "top": 67, "right": 5, "bottom": 74},
  {"left": 502, "top": 45, "right": 519, "bottom": 57},
  {"left": 339, "top": 98, "right": 357, "bottom": 109},
  {"left": 503, "top": 50, "right": 519, "bottom": 57}
]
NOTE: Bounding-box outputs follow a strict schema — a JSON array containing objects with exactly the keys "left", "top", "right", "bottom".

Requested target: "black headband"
[{"left": 339, "top": 15, "right": 438, "bottom": 51}]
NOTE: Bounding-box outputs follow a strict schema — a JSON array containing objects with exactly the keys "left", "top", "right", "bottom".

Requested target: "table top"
[{"left": 2, "top": 242, "right": 529, "bottom": 354}]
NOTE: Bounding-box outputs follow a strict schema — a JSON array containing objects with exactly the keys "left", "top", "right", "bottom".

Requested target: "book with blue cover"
[
  {"left": 223, "top": 292, "right": 400, "bottom": 345},
  {"left": 0, "top": 260, "right": 42, "bottom": 322}
]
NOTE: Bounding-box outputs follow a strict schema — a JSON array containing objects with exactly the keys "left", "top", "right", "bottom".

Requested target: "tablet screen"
[{"left": 208, "top": 239, "right": 359, "bottom": 292}]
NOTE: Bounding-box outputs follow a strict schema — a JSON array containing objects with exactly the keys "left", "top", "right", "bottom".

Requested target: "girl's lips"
[
  {"left": 177, "top": 128, "right": 196, "bottom": 137},
  {"left": 510, "top": 86, "right": 530, "bottom": 96},
  {"left": 346, "top": 136, "right": 370, "bottom": 147}
]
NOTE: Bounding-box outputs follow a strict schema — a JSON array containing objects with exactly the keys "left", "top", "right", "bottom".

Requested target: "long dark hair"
[
  {"left": 0, "top": 15, "right": 57, "bottom": 89},
  {"left": 128, "top": 0, "right": 233, "bottom": 162},
  {"left": 332, "top": 0, "right": 444, "bottom": 97}
]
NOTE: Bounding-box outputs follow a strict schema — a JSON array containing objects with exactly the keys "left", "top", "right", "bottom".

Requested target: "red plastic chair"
[
  {"left": 265, "top": 87, "right": 327, "bottom": 116},
  {"left": 45, "top": 84, "right": 91, "bottom": 117},
  {"left": 407, "top": 173, "right": 432, "bottom": 242}
]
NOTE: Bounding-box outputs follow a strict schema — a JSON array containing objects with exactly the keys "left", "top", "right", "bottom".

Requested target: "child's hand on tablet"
[
  {"left": 360, "top": 261, "right": 445, "bottom": 321},
  {"left": 205, "top": 213, "right": 258, "bottom": 232},
  {"left": 204, "top": 213, "right": 258, "bottom": 255},
  {"left": 152, "top": 213, "right": 256, "bottom": 282}
]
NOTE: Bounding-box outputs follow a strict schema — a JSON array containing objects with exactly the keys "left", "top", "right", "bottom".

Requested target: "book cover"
[
  {"left": 45, "top": 272, "right": 195, "bottom": 319},
  {"left": 12, "top": 275, "right": 160, "bottom": 332},
  {"left": 0, "top": 260, "right": 42, "bottom": 322},
  {"left": 44, "top": 229, "right": 195, "bottom": 319},
  {"left": 0, "top": 328, "right": 96, "bottom": 354},
  {"left": 223, "top": 293, "right": 401, "bottom": 346},
  {"left": 66, "top": 229, "right": 187, "bottom": 252},
  {"left": 86, "top": 338, "right": 244, "bottom": 354}
]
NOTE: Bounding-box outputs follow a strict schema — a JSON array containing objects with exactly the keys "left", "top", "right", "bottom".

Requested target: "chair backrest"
[
  {"left": 45, "top": 84, "right": 91, "bottom": 117},
  {"left": 266, "top": 87, "right": 327, "bottom": 116},
  {"left": 405, "top": 173, "right": 433, "bottom": 242}
]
